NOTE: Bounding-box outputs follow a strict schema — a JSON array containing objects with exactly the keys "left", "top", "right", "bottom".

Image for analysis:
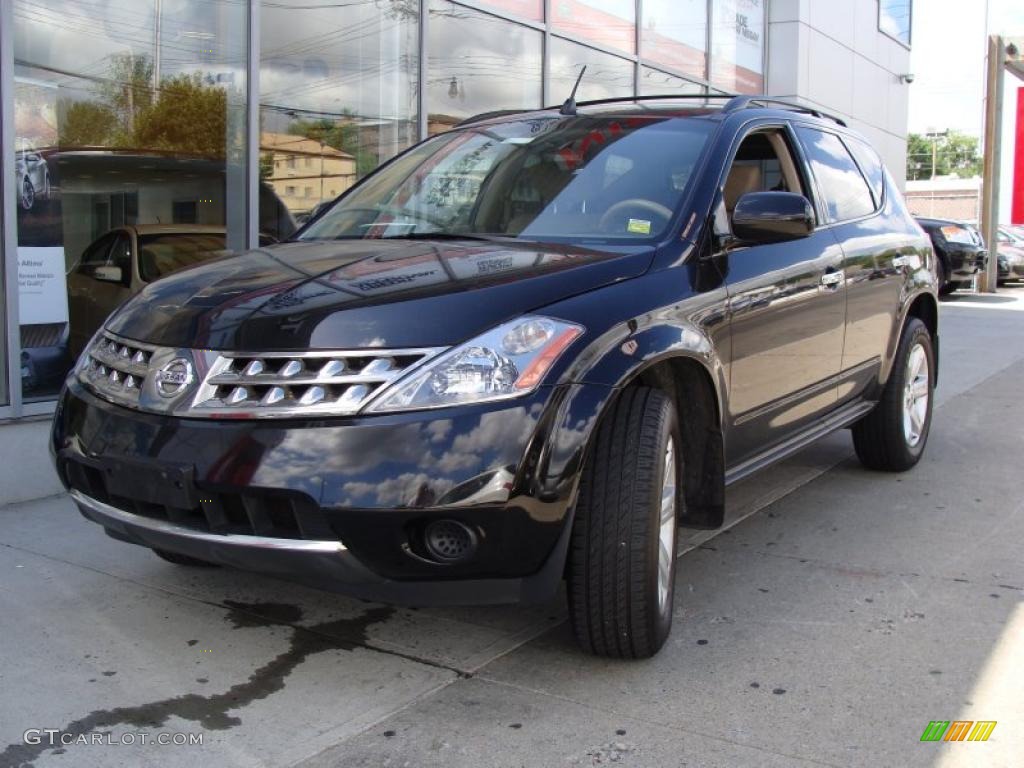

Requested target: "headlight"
[{"left": 365, "top": 316, "right": 583, "bottom": 413}]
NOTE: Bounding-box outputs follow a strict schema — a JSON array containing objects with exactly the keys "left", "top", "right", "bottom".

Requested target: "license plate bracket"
[{"left": 102, "top": 456, "right": 197, "bottom": 509}]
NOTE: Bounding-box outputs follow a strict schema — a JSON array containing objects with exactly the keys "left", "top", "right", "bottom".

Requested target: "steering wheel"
[{"left": 599, "top": 199, "right": 673, "bottom": 234}]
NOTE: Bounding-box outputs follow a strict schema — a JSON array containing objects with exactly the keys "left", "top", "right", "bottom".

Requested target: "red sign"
[
  {"left": 471, "top": 0, "right": 543, "bottom": 21},
  {"left": 1013, "top": 87, "right": 1024, "bottom": 225}
]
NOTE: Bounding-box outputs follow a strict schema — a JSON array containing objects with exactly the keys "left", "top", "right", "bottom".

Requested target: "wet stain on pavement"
[{"left": 0, "top": 601, "right": 395, "bottom": 767}]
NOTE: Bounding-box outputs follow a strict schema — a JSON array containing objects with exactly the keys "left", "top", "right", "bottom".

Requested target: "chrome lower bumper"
[{"left": 70, "top": 489, "right": 554, "bottom": 605}]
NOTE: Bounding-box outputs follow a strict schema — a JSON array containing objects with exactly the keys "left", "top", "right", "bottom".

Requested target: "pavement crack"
[{"left": 0, "top": 603, "right": 396, "bottom": 768}]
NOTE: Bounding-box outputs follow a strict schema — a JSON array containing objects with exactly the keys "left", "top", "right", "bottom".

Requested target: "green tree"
[
  {"left": 132, "top": 73, "right": 227, "bottom": 157},
  {"left": 99, "top": 53, "right": 155, "bottom": 139},
  {"left": 260, "top": 151, "right": 274, "bottom": 179},
  {"left": 906, "top": 130, "right": 982, "bottom": 180},
  {"left": 58, "top": 100, "right": 119, "bottom": 147}
]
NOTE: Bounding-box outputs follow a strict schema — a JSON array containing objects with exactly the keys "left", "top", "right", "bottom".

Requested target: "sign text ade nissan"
[{"left": 52, "top": 96, "right": 937, "bottom": 658}]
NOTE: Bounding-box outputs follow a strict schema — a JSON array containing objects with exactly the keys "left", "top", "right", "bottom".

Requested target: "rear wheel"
[
  {"left": 852, "top": 318, "right": 934, "bottom": 471},
  {"left": 567, "top": 387, "right": 680, "bottom": 659},
  {"left": 152, "top": 548, "right": 220, "bottom": 567}
]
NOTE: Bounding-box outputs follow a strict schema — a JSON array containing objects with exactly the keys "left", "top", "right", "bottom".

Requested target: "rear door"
[
  {"left": 793, "top": 126, "right": 906, "bottom": 403},
  {"left": 719, "top": 123, "right": 847, "bottom": 466}
]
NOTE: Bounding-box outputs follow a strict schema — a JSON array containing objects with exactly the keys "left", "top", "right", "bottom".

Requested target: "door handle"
[{"left": 820, "top": 270, "right": 845, "bottom": 288}]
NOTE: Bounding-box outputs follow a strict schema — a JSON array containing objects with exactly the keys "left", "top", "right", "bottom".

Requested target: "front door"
[{"left": 717, "top": 126, "right": 847, "bottom": 466}]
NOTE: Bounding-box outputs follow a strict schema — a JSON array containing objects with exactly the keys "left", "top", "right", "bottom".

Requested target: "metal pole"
[
  {"left": 246, "top": 0, "right": 261, "bottom": 249},
  {"left": 1, "top": 0, "right": 23, "bottom": 415},
  {"left": 154, "top": 0, "right": 162, "bottom": 87},
  {"left": 979, "top": 35, "right": 1004, "bottom": 292}
]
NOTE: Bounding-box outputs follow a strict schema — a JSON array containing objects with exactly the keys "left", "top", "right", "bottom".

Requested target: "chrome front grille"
[
  {"left": 79, "top": 333, "right": 158, "bottom": 409},
  {"left": 77, "top": 330, "right": 445, "bottom": 418},
  {"left": 189, "top": 350, "right": 440, "bottom": 417}
]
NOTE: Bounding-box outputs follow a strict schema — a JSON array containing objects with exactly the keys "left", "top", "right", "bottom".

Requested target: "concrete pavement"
[{"left": 1, "top": 287, "right": 1022, "bottom": 768}]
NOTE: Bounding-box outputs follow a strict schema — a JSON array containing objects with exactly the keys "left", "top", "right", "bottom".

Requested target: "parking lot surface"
[{"left": 2, "top": 287, "right": 1023, "bottom": 768}]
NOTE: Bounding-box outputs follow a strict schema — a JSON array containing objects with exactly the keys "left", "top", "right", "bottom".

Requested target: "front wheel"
[
  {"left": 852, "top": 317, "right": 934, "bottom": 471},
  {"left": 567, "top": 387, "right": 681, "bottom": 659},
  {"left": 20, "top": 177, "right": 35, "bottom": 210}
]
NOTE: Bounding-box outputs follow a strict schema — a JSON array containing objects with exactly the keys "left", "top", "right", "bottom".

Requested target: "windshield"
[
  {"left": 299, "top": 115, "right": 714, "bottom": 243},
  {"left": 138, "top": 233, "right": 227, "bottom": 281}
]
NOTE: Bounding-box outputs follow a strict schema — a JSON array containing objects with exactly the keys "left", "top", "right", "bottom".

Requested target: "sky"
[{"left": 908, "top": 0, "right": 1024, "bottom": 136}]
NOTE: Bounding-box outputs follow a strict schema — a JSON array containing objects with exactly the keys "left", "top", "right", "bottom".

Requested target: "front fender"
[
  {"left": 564, "top": 318, "right": 728, "bottom": 429},
  {"left": 535, "top": 317, "right": 729, "bottom": 533}
]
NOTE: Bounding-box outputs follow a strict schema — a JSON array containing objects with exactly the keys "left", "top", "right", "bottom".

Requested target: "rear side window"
[
  {"left": 795, "top": 127, "right": 876, "bottom": 223},
  {"left": 845, "top": 138, "right": 885, "bottom": 207}
]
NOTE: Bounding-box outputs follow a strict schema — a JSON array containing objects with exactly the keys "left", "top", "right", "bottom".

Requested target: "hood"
[{"left": 106, "top": 239, "right": 654, "bottom": 349}]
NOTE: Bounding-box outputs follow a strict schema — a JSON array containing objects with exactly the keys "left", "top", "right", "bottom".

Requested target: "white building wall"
[{"left": 766, "top": 0, "right": 912, "bottom": 187}]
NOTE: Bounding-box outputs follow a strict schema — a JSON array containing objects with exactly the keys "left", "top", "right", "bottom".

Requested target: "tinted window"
[
  {"left": 78, "top": 234, "right": 117, "bottom": 269},
  {"left": 301, "top": 117, "right": 715, "bottom": 242},
  {"left": 796, "top": 127, "right": 876, "bottom": 222},
  {"left": 138, "top": 233, "right": 227, "bottom": 282},
  {"left": 846, "top": 138, "right": 885, "bottom": 207},
  {"left": 109, "top": 234, "right": 133, "bottom": 272}
]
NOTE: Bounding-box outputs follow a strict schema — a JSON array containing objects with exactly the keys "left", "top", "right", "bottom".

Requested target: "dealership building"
[{"left": 0, "top": 0, "right": 912, "bottom": 498}]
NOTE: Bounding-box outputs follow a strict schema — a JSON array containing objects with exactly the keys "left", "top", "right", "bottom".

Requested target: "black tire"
[
  {"left": 21, "top": 177, "right": 34, "bottom": 210},
  {"left": 852, "top": 318, "right": 934, "bottom": 471},
  {"left": 152, "top": 548, "right": 220, "bottom": 567},
  {"left": 567, "top": 387, "right": 681, "bottom": 659}
]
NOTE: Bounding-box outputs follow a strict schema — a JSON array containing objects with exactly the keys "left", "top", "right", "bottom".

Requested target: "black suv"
[
  {"left": 52, "top": 96, "right": 938, "bottom": 658},
  {"left": 914, "top": 217, "right": 986, "bottom": 294}
]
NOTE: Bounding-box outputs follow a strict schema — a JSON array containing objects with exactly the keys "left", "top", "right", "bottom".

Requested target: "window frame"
[
  {"left": 713, "top": 120, "right": 819, "bottom": 237},
  {"left": 790, "top": 122, "right": 880, "bottom": 228},
  {"left": 877, "top": 0, "right": 912, "bottom": 49}
]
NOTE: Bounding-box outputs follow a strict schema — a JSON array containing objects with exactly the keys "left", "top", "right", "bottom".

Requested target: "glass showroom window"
[
  {"left": 428, "top": 1, "right": 543, "bottom": 134},
  {"left": 553, "top": 0, "right": 636, "bottom": 55},
  {"left": 549, "top": 39, "right": 636, "bottom": 104},
  {"left": 11, "top": 0, "right": 249, "bottom": 401},
  {"left": 710, "top": 0, "right": 765, "bottom": 94},
  {"left": 465, "top": 0, "right": 543, "bottom": 22},
  {"left": 879, "top": 0, "right": 912, "bottom": 46},
  {"left": 640, "top": 68, "right": 706, "bottom": 97},
  {"left": 642, "top": 0, "right": 708, "bottom": 81},
  {"left": 259, "top": 0, "right": 419, "bottom": 227}
]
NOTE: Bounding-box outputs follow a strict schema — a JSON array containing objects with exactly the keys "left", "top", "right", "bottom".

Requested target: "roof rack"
[
  {"left": 723, "top": 95, "right": 847, "bottom": 126},
  {"left": 456, "top": 94, "right": 739, "bottom": 126},
  {"left": 456, "top": 93, "right": 847, "bottom": 127}
]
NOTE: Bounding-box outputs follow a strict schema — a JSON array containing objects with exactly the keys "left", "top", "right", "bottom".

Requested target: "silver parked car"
[{"left": 15, "top": 142, "right": 51, "bottom": 210}]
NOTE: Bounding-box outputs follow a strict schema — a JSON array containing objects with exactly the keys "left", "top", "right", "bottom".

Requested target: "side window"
[
  {"left": 845, "top": 137, "right": 885, "bottom": 207},
  {"left": 109, "top": 233, "right": 133, "bottom": 275},
  {"left": 795, "top": 126, "right": 876, "bottom": 222},
  {"left": 76, "top": 234, "right": 116, "bottom": 275},
  {"left": 720, "top": 128, "right": 806, "bottom": 226},
  {"left": 722, "top": 130, "right": 805, "bottom": 212}
]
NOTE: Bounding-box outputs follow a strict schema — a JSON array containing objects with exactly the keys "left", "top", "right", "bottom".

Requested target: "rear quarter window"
[{"left": 845, "top": 137, "right": 885, "bottom": 207}]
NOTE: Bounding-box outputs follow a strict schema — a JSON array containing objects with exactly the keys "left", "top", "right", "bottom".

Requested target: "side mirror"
[
  {"left": 732, "top": 191, "right": 815, "bottom": 245},
  {"left": 92, "top": 265, "right": 123, "bottom": 284}
]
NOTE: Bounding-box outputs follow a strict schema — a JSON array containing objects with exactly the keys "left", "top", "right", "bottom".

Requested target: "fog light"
[{"left": 423, "top": 519, "right": 478, "bottom": 563}]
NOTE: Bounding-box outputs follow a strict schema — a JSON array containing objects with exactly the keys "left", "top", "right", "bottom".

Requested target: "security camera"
[{"left": 900, "top": 73, "right": 915, "bottom": 84}]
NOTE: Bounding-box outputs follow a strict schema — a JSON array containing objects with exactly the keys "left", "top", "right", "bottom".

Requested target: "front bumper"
[
  {"left": 53, "top": 378, "right": 607, "bottom": 604},
  {"left": 998, "top": 257, "right": 1024, "bottom": 279},
  {"left": 945, "top": 248, "right": 986, "bottom": 281},
  {"left": 70, "top": 489, "right": 571, "bottom": 605}
]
